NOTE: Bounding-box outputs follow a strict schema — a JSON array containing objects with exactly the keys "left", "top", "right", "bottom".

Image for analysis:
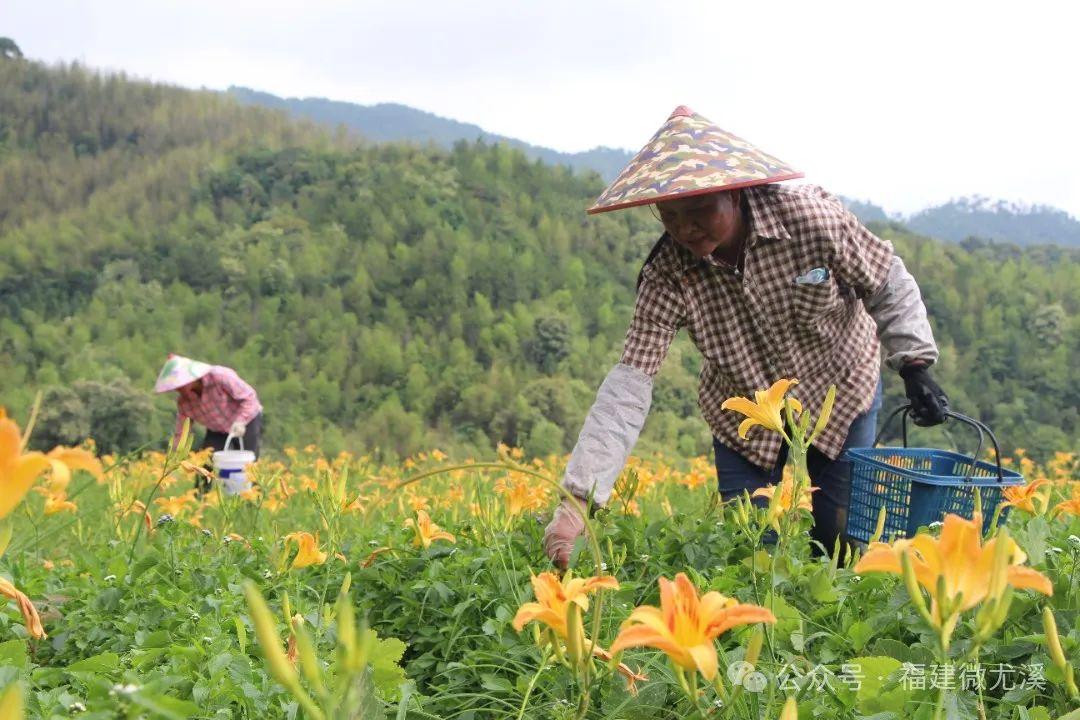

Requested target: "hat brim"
[{"left": 586, "top": 172, "right": 805, "bottom": 215}]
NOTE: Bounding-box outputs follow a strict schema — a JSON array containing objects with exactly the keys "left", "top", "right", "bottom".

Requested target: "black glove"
[{"left": 899, "top": 364, "right": 949, "bottom": 427}]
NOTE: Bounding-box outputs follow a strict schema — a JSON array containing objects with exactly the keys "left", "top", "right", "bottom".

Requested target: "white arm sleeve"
[
  {"left": 561, "top": 363, "right": 653, "bottom": 506},
  {"left": 862, "top": 255, "right": 940, "bottom": 370}
]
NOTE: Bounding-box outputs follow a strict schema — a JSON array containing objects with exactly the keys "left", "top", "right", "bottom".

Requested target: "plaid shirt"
[
  {"left": 174, "top": 366, "right": 262, "bottom": 438},
  {"left": 622, "top": 183, "right": 896, "bottom": 469}
]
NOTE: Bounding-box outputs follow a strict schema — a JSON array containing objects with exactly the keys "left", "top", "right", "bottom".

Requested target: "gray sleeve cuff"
[
  {"left": 562, "top": 363, "right": 653, "bottom": 506},
  {"left": 862, "top": 255, "right": 940, "bottom": 370}
]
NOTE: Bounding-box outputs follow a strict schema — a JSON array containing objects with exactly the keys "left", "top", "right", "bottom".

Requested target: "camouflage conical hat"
[
  {"left": 587, "top": 106, "right": 803, "bottom": 214},
  {"left": 154, "top": 353, "right": 212, "bottom": 393}
]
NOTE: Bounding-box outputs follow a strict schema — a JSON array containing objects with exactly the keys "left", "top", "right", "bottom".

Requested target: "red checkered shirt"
[
  {"left": 174, "top": 366, "right": 262, "bottom": 438},
  {"left": 622, "top": 183, "right": 897, "bottom": 469}
]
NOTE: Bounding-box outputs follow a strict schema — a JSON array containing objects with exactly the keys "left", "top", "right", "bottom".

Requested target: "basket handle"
[
  {"left": 223, "top": 433, "right": 245, "bottom": 452},
  {"left": 872, "top": 405, "right": 1006, "bottom": 483}
]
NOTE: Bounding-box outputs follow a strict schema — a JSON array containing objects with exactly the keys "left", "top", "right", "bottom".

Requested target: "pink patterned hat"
[
  {"left": 154, "top": 354, "right": 212, "bottom": 393},
  {"left": 588, "top": 106, "right": 803, "bottom": 214}
]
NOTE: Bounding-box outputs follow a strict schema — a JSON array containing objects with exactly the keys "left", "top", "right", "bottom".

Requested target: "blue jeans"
[{"left": 714, "top": 380, "right": 882, "bottom": 553}]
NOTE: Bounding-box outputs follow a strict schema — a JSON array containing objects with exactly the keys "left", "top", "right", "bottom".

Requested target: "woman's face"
[
  {"left": 655, "top": 190, "right": 743, "bottom": 259},
  {"left": 179, "top": 379, "right": 203, "bottom": 397}
]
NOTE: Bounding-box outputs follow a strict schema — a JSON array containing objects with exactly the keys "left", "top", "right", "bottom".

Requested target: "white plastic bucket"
[{"left": 212, "top": 434, "right": 255, "bottom": 495}]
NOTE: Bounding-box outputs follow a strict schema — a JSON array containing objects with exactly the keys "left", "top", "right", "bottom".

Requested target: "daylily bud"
[
  {"left": 565, "top": 603, "right": 585, "bottom": 669},
  {"left": 234, "top": 616, "right": 247, "bottom": 654},
  {"left": 991, "top": 586, "right": 1013, "bottom": 629},
  {"left": 809, "top": 385, "right": 836, "bottom": 444},
  {"left": 781, "top": 696, "right": 798, "bottom": 720},
  {"left": 292, "top": 616, "right": 325, "bottom": 693},
  {"left": 744, "top": 627, "right": 764, "bottom": 669},
  {"left": 243, "top": 582, "right": 298, "bottom": 687},
  {"left": 1043, "top": 606, "right": 1068, "bottom": 671},
  {"left": 989, "top": 531, "right": 1013, "bottom": 598},
  {"left": 282, "top": 592, "right": 293, "bottom": 627},
  {"left": 973, "top": 488, "right": 982, "bottom": 519},
  {"left": 340, "top": 572, "right": 352, "bottom": 597},
  {"left": 1042, "top": 606, "right": 1079, "bottom": 699},
  {"left": 900, "top": 550, "right": 934, "bottom": 628},
  {"left": 547, "top": 628, "right": 565, "bottom": 663},
  {"left": 869, "top": 505, "right": 887, "bottom": 544},
  {"left": 336, "top": 592, "right": 358, "bottom": 671}
]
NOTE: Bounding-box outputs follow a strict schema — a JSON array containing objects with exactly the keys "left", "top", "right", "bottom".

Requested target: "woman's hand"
[
  {"left": 543, "top": 496, "right": 588, "bottom": 569},
  {"left": 230, "top": 421, "right": 247, "bottom": 437}
]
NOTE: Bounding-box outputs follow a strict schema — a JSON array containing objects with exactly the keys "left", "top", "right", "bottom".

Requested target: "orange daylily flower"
[
  {"left": 512, "top": 572, "right": 619, "bottom": 639},
  {"left": 404, "top": 510, "right": 455, "bottom": 549},
  {"left": 283, "top": 532, "right": 328, "bottom": 569},
  {"left": 1000, "top": 478, "right": 1051, "bottom": 514},
  {"left": 720, "top": 379, "right": 802, "bottom": 440},
  {"left": 854, "top": 512, "right": 1052, "bottom": 635},
  {"left": 609, "top": 573, "right": 776, "bottom": 681},
  {"left": 0, "top": 408, "right": 102, "bottom": 518},
  {"left": 0, "top": 576, "right": 46, "bottom": 639}
]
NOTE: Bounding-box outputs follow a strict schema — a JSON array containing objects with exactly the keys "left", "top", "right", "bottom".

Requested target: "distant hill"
[
  {"left": 906, "top": 196, "right": 1080, "bottom": 247},
  {"left": 841, "top": 195, "right": 1080, "bottom": 249},
  {"left": 228, "top": 86, "right": 634, "bottom": 181},
  {"left": 230, "top": 88, "right": 1080, "bottom": 249}
]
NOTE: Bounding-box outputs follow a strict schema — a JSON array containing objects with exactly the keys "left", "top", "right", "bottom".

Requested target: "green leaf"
[
  {"left": 0, "top": 640, "right": 27, "bottom": 670},
  {"left": 846, "top": 655, "right": 907, "bottom": 714},
  {"left": 364, "top": 629, "right": 407, "bottom": 701},
  {"left": 480, "top": 674, "right": 512, "bottom": 694},
  {"left": 66, "top": 652, "right": 120, "bottom": 674},
  {"left": 848, "top": 621, "right": 874, "bottom": 652},
  {"left": 809, "top": 567, "right": 838, "bottom": 602},
  {"left": 129, "top": 692, "right": 200, "bottom": 720}
]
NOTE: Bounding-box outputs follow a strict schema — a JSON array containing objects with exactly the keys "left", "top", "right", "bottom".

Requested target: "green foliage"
[
  {"left": 1, "top": 59, "right": 1078, "bottom": 464},
  {"left": 34, "top": 378, "right": 153, "bottom": 454}
]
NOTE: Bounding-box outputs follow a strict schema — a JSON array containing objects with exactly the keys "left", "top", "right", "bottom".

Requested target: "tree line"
[{"left": 1, "top": 58, "right": 1076, "bottom": 463}]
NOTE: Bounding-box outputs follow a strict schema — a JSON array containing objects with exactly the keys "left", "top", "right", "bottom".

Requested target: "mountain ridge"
[{"left": 229, "top": 86, "right": 1080, "bottom": 248}]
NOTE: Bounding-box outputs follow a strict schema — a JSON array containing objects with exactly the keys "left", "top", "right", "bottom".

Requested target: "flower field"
[{"left": 0, "top": 408, "right": 1078, "bottom": 719}]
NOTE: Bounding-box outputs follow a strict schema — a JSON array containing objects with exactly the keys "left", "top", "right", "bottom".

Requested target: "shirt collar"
[{"left": 743, "top": 186, "right": 791, "bottom": 245}]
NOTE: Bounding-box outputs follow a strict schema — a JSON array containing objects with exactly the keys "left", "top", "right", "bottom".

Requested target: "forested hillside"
[{"left": 2, "top": 58, "right": 1077, "bottom": 461}]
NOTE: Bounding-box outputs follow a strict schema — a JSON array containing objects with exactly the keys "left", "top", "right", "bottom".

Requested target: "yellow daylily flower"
[
  {"left": 609, "top": 573, "right": 776, "bottom": 680},
  {"left": 0, "top": 408, "right": 102, "bottom": 518},
  {"left": 1052, "top": 483, "right": 1080, "bottom": 519},
  {"left": 154, "top": 490, "right": 198, "bottom": 517},
  {"left": 1001, "top": 478, "right": 1051, "bottom": 514},
  {"left": 512, "top": 572, "right": 619, "bottom": 639},
  {"left": 283, "top": 532, "right": 328, "bottom": 569},
  {"left": 854, "top": 512, "right": 1052, "bottom": 637},
  {"left": 42, "top": 490, "right": 78, "bottom": 516},
  {"left": 404, "top": 510, "right": 455, "bottom": 549},
  {"left": 721, "top": 379, "right": 802, "bottom": 440},
  {"left": 0, "top": 576, "right": 46, "bottom": 639},
  {"left": 752, "top": 474, "right": 818, "bottom": 532}
]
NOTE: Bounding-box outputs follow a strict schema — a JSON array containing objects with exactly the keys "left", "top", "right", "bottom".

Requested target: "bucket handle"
[
  {"left": 872, "top": 406, "right": 1005, "bottom": 484},
  {"left": 223, "top": 433, "right": 246, "bottom": 452}
]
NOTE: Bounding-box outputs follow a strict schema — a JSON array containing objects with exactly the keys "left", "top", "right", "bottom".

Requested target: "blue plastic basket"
[{"left": 845, "top": 408, "right": 1024, "bottom": 543}]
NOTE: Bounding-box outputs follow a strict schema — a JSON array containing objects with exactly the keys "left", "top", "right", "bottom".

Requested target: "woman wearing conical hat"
[
  {"left": 543, "top": 107, "right": 947, "bottom": 567},
  {"left": 154, "top": 354, "right": 264, "bottom": 460}
]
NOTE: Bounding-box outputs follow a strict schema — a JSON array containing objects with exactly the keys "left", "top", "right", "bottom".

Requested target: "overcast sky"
[{"left": 8, "top": 0, "right": 1080, "bottom": 217}]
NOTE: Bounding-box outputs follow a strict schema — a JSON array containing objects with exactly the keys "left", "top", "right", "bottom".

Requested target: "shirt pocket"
[{"left": 791, "top": 279, "right": 839, "bottom": 326}]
